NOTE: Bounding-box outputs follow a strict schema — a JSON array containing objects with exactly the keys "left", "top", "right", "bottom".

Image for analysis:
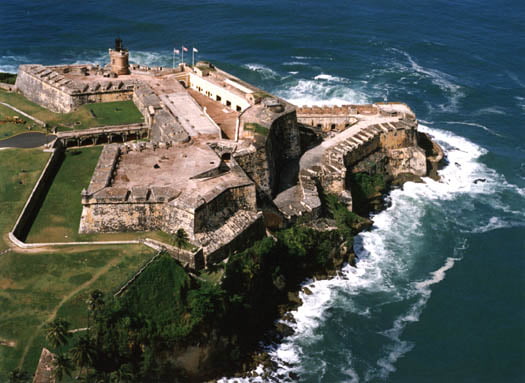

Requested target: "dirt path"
[{"left": 17, "top": 255, "right": 122, "bottom": 369}]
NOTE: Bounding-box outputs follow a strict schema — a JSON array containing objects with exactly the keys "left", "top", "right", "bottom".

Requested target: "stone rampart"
[
  {"left": 238, "top": 102, "right": 301, "bottom": 198},
  {"left": 80, "top": 144, "right": 259, "bottom": 257},
  {"left": 197, "top": 210, "right": 265, "bottom": 265},
  {"left": 0, "top": 82, "right": 16, "bottom": 91},
  {"left": 132, "top": 84, "right": 189, "bottom": 143},
  {"left": 15, "top": 65, "right": 135, "bottom": 113},
  {"left": 275, "top": 108, "right": 425, "bottom": 218}
]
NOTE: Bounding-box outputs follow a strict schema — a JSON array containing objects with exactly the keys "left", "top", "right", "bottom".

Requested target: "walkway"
[{"left": 0, "top": 132, "right": 56, "bottom": 148}]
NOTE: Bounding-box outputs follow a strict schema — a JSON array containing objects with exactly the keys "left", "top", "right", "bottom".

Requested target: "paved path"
[
  {"left": 0, "top": 102, "right": 46, "bottom": 127},
  {"left": 0, "top": 132, "right": 56, "bottom": 148}
]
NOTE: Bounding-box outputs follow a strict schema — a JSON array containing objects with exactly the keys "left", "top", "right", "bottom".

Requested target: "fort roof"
[{"left": 89, "top": 142, "right": 254, "bottom": 210}]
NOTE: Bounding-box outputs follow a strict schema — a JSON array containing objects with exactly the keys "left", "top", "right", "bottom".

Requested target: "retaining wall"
[{"left": 10, "top": 142, "right": 65, "bottom": 241}]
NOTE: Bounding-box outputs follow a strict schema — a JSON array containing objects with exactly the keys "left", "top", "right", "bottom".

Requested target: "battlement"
[{"left": 275, "top": 105, "right": 424, "bottom": 218}]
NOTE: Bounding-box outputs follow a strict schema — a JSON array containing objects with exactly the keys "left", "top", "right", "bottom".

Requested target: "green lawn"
[
  {"left": 0, "top": 89, "right": 144, "bottom": 139},
  {"left": 0, "top": 146, "right": 162, "bottom": 379},
  {"left": 0, "top": 148, "right": 50, "bottom": 250},
  {"left": 26, "top": 147, "right": 102, "bottom": 243},
  {"left": 0, "top": 245, "right": 156, "bottom": 380},
  {"left": 0, "top": 104, "right": 45, "bottom": 139},
  {"left": 25, "top": 146, "right": 175, "bottom": 244}
]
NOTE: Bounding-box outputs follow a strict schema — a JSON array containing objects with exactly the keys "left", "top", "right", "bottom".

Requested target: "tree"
[
  {"left": 70, "top": 335, "right": 96, "bottom": 378},
  {"left": 53, "top": 353, "right": 73, "bottom": 382},
  {"left": 7, "top": 369, "right": 31, "bottom": 383},
  {"left": 171, "top": 228, "right": 190, "bottom": 249},
  {"left": 110, "top": 363, "right": 135, "bottom": 383},
  {"left": 86, "top": 289, "right": 105, "bottom": 331},
  {"left": 44, "top": 318, "right": 70, "bottom": 351}
]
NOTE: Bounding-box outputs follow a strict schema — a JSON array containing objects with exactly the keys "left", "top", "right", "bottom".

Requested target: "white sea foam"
[
  {"left": 275, "top": 79, "right": 368, "bottom": 106},
  {"left": 282, "top": 61, "right": 309, "bottom": 66},
  {"left": 243, "top": 63, "right": 279, "bottom": 79},
  {"left": 0, "top": 54, "right": 31, "bottom": 73},
  {"left": 221, "top": 123, "right": 525, "bottom": 382},
  {"left": 474, "top": 106, "right": 506, "bottom": 115},
  {"left": 387, "top": 48, "right": 465, "bottom": 112},
  {"left": 314, "top": 73, "right": 348, "bottom": 82},
  {"left": 515, "top": 96, "right": 525, "bottom": 113},
  {"left": 442, "top": 120, "right": 504, "bottom": 137},
  {"left": 506, "top": 71, "right": 525, "bottom": 88},
  {"left": 251, "top": 125, "right": 524, "bottom": 382}
]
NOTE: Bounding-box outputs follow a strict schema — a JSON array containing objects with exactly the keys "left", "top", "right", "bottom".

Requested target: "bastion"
[{"left": 13, "top": 39, "right": 442, "bottom": 268}]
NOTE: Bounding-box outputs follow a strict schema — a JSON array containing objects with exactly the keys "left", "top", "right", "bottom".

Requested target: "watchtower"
[{"left": 108, "top": 37, "right": 130, "bottom": 76}]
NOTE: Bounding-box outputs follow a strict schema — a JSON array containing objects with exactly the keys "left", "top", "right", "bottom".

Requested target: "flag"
[
  {"left": 182, "top": 46, "right": 188, "bottom": 52},
  {"left": 193, "top": 47, "right": 199, "bottom": 53},
  {"left": 174, "top": 48, "right": 180, "bottom": 54}
]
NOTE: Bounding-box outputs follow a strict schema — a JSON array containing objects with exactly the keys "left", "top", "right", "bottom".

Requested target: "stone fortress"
[{"left": 14, "top": 39, "right": 442, "bottom": 268}]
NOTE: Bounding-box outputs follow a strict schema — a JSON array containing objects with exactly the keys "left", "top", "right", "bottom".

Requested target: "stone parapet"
[
  {"left": 274, "top": 107, "right": 423, "bottom": 218},
  {"left": 15, "top": 64, "right": 136, "bottom": 113},
  {"left": 196, "top": 210, "right": 265, "bottom": 265}
]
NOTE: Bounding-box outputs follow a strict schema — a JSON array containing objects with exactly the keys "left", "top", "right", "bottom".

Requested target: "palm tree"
[
  {"left": 86, "top": 289, "right": 105, "bottom": 332},
  {"left": 172, "top": 228, "right": 190, "bottom": 249},
  {"left": 52, "top": 353, "right": 73, "bottom": 382},
  {"left": 110, "top": 363, "right": 134, "bottom": 383},
  {"left": 44, "top": 318, "right": 70, "bottom": 351},
  {"left": 70, "top": 335, "right": 96, "bottom": 379}
]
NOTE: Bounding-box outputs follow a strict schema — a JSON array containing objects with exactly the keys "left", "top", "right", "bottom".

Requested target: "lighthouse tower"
[{"left": 109, "top": 37, "right": 130, "bottom": 76}]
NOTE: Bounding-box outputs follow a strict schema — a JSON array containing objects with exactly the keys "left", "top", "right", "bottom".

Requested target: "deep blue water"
[{"left": 1, "top": 1, "right": 524, "bottom": 381}]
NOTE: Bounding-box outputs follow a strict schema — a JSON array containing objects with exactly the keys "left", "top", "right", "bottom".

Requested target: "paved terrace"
[
  {"left": 187, "top": 89, "right": 239, "bottom": 139},
  {"left": 110, "top": 140, "right": 253, "bottom": 209}
]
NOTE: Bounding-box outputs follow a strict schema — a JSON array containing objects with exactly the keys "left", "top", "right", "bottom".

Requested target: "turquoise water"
[{"left": 1, "top": 1, "right": 524, "bottom": 381}]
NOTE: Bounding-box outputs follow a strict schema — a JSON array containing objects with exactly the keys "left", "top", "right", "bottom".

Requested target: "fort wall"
[
  {"left": 10, "top": 142, "right": 65, "bottom": 241},
  {"left": 275, "top": 104, "right": 428, "bottom": 218},
  {"left": 238, "top": 101, "right": 301, "bottom": 198},
  {"left": 15, "top": 65, "right": 135, "bottom": 113}
]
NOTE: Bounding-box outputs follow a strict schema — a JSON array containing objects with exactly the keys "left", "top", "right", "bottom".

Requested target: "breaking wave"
[
  {"left": 243, "top": 63, "right": 280, "bottom": 79},
  {"left": 275, "top": 78, "right": 368, "bottom": 106},
  {"left": 220, "top": 124, "right": 525, "bottom": 382}
]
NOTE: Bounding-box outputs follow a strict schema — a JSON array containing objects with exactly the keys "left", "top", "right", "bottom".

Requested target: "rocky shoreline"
[{"left": 207, "top": 134, "right": 444, "bottom": 381}]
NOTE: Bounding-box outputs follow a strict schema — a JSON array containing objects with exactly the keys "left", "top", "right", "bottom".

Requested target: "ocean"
[{"left": 1, "top": 0, "right": 524, "bottom": 381}]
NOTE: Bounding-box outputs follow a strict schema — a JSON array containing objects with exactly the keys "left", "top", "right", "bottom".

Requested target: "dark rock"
[
  {"left": 275, "top": 322, "right": 294, "bottom": 337},
  {"left": 392, "top": 172, "right": 424, "bottom": 186},
  {"left": 302, "top": 286, "right": 313, "bottom": 295}
]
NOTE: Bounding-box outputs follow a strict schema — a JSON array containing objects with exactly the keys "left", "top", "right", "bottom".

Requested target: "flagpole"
[
  {"left": 172, "top": 49, "right": 175, "bottom": 69},
  {"left": 181, "top": 46, "right": 184, "bottom": 66},
  {"left": 192, "top": 48, "right": 195, "bottom": 67}
]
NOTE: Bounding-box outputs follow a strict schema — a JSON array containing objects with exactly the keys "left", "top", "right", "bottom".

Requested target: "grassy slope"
[
  {"left": 0, "top": 147, "right": 159, "bottom": 378},
  {"left": 0, "top": 148, "right": 50, "bottom": 250},
  {"left": 0, "top": 88, "right": 143, "bottom": 139},
  {"left": 121, "top": 256, "right": 190, "bottom": 326},
  {"left": 0, "top": 245, "right": 156, "bottom": 379}
]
